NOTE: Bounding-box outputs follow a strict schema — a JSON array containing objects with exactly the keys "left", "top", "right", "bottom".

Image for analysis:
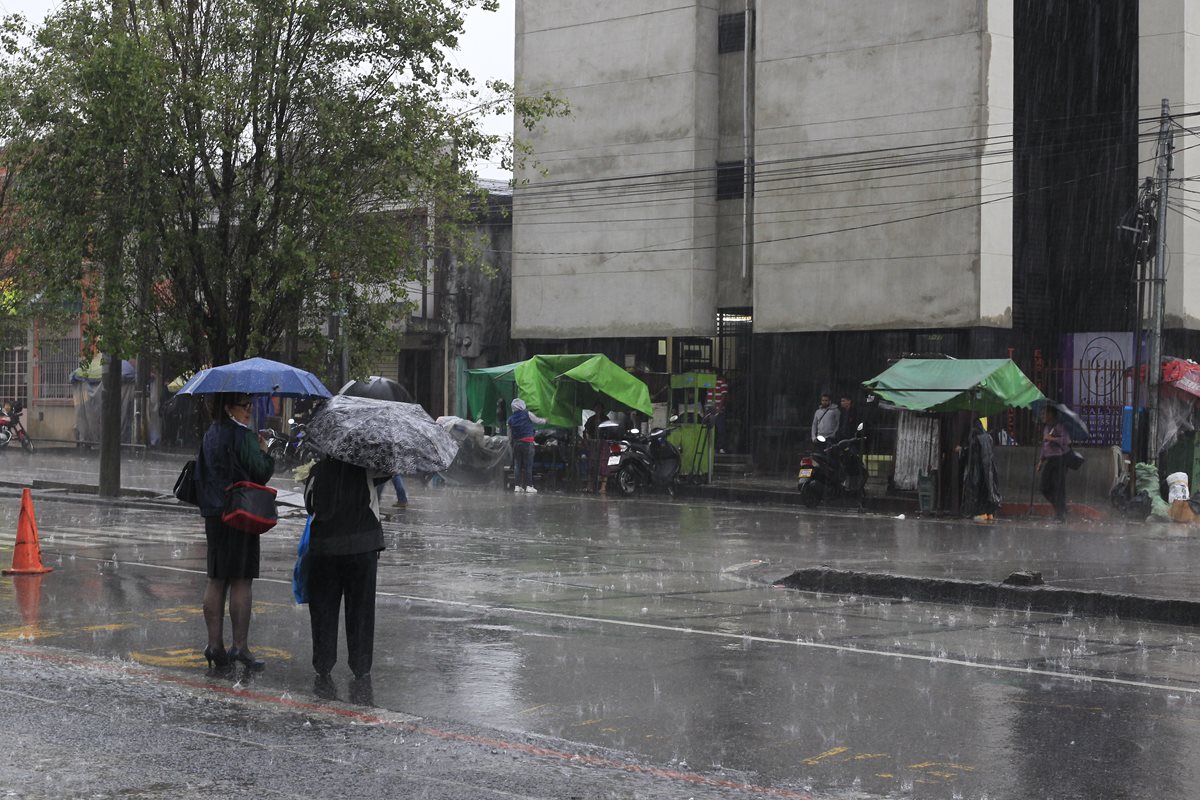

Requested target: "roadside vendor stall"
[
  {"left": 863, "top": 358, "right": 1044, "bottom": 513},
  {"left": 670, "top": 372, "right": 716, "bottom": 482},
  {"left": 466, "top": 354, "right": 653, "bottom": 429},
  {"left": 465, "top": 355, "right": 654, "bottom": 491}
]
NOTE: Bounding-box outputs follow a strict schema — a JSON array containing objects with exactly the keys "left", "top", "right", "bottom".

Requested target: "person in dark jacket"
[
  {"left": 961, "top": 419, "right": 1001, "bottom": 520},
  {"left": 507, "top": 398, "right": 545, "bottom": 493},
  {"left": 304, "top": 456, "right": 388, "bottom": 682},
  {"left": 195, "top": 392, "right": 274, "bottom": 671}
]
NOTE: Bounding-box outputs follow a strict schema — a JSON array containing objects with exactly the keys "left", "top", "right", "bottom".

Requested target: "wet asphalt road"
[{"left": 2, "top": 462, "right": 1200, "bottom": 797}]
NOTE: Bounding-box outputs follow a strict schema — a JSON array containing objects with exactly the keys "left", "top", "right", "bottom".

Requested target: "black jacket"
[
  {"left": 305, "top": 458, "right": 386, "bottom": 556},
  {"left": 196, "top": 417, "right": 274, "bottom": 518}
]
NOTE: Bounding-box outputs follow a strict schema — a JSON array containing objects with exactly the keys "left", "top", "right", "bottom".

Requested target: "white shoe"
[
  {"left": 514, "top": 486, "right": 525, "bottom": 493},
  {"left": 526, "top": 486, "right": 538, "bottom": 495}
]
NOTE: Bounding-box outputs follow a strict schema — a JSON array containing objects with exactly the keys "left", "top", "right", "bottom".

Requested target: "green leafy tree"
[{"left": 2, "top": 0, "right": 564, "bottom": 375}]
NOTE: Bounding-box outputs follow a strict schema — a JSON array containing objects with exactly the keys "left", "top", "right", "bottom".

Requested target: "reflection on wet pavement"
[{"left": 2, "top": 481, "right": 1200, "bottom": 797}]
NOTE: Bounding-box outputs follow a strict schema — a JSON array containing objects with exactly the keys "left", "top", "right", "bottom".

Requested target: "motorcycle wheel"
[
  {"left": 799, "top": 480, "right": 824, "bottom": 508},
  {"left": 665, "top": 482, "right": 676, "bottom": 498},
  {"left": 616, "top": 465, "right": 638, "bottom": 496},
  {"left": 0, "top": 429, "right": 13, "bottom": 448},
  {"left": 268, "top": 442, "right": 287, "bottom": 465},
  {"left": 20, "top": 435, "right": 33, "bottom": 454}
]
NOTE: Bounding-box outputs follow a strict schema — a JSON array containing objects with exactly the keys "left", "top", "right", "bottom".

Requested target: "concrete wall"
[
  {"left": 513, "top": 0, "right": 721, "bottom": 338},
  {"left": 752, "top": 0, "right": 1014, "bottom": 333},
  {"left": 1140, "top": 0, "right": 1200, "bottom": 330}
]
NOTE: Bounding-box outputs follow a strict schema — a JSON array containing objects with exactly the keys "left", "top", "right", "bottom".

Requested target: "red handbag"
[{"left": 222, "top": 481, "right": 278, "bottom": 534}]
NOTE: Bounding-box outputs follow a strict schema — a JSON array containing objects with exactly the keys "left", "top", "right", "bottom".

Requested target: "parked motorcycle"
[
  {"left": 796, "top": 423, "right": 866, "bottom": 508},
  {"left": 602, "top": 419, "right": 681, "bottom": 497},
  {"left": 263, "top": 418, "right": 313, "bottom": 467},
  {"left": 0, "top": 400, "right": 33, "bottom": 453}
]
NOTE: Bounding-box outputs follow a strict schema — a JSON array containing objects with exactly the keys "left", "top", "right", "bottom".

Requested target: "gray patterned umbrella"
[{"left": 306, "top": 395, "right": 459, "bottom": 474}]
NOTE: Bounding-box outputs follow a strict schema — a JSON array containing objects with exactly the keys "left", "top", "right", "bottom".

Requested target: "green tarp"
[
  {"left": 466, "top": 354, "right": 653, "bottom": 429},
  {"left": 863, "top": 358, "right": 1043, "bottom": 416}
]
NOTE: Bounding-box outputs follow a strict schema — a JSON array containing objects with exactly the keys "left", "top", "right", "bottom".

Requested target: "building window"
[
  {"left": 0, "top": 347, "right": 27, "bottom": 404},
  {"left": 36, "top": 333, "right": 81, "bottom": 402},
  {"left": 716, "top": 161, "right": 745, "bottom": 200},
  {"left": 718, "top": 11, "right": 754, "bottom": 54}
]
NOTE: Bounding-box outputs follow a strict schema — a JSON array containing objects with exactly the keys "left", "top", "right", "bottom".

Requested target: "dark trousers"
[
  {"left": 308, "top": 551, "right": 379, "bottom": 677},
  {"left": 1040, "top": 455, "right": 1068, "bottom": 519},
  {"left": 513, "top": 440, "right": 534, "bottom": 488}
]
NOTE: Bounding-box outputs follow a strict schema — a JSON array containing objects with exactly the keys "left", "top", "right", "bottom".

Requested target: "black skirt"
[{"left": 205, "top": 515, "right": 261, "bottom": 579}]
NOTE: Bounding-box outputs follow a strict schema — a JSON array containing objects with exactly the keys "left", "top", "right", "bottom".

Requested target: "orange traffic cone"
[{"left": 3, "top": 488, "right": 53, "bottom": 575}]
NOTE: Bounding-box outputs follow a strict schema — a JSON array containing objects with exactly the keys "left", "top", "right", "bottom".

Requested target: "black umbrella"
[
  {"left": 1033, "top": 399, "right": 1090, "bottom": 441},
  {"left": 339, "top": 376, "right": 412, "bottom": 404}
]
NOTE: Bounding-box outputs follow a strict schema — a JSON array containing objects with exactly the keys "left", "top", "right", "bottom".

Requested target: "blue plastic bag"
[{"left": 292, "top": 515, "right": 312, "bottom": 604}]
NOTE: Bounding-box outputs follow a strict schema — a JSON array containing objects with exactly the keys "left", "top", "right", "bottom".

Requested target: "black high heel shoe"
[
  {"left": 203, "top": 645, "right": 230, "bottom": 669},
  {"left": 227, "top": 646, "right": 265, "bottom": 671}
]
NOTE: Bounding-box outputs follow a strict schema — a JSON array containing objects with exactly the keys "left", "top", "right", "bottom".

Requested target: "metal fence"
[{"left": 1005, "top": 358, "right": 1129, "bottom": 447}]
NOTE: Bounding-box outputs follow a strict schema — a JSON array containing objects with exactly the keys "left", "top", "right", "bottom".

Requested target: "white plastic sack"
[{"left": 1167, "top": 471, "right": 1190, "bottom": 502}]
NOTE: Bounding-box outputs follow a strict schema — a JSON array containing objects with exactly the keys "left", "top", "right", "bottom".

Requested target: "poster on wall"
[{"left": 1060, "top": 332, "right": 1139, "bottom": 408}]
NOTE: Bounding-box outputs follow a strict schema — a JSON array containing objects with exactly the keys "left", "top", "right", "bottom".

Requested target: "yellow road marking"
[
  {"left": 876, "top": 773, "right": 894, "bottom": 779},
  {"left": 81, "top": 623, "right": 129, "bottom": 633},
  {"left": 846, "top": 753, "right": 888, "bottom": 761},
  {"left": 802, "top": 746, "right": 848, "bottom": 765},
  {"left": 0, "top": 625, "right": 59, "bottom": 641},
  {"left": 909, "top": 762, "right": 975, "bottom": 771}
]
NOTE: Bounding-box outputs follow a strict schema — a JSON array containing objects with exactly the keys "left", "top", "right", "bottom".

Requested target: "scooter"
[
  {"left": 264, "top": 418, "right": 313, "bottom": 467},
  {"left": 603, "top": 419, "right": 681, "bottom": 497},
  {"left": 796, "top": 423, "right": 866, "bottom": 509},
  {"left": 0, "top": 400, "right": 34, "bottom": 453}
]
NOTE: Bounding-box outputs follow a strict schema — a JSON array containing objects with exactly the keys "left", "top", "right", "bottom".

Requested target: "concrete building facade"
[{"left": 513, "top": 0, "right": 1200, "bottom": 457}]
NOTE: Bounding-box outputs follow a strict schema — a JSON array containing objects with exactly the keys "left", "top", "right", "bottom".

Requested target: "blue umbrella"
[{"left": 175, "top": 357, "right": 331, "bottom": 399}]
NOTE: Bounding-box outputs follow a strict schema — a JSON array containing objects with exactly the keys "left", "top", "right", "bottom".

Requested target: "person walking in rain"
[
  {"left": 508, "top": 398, "right": 545, "bottom": 493},
  {"left": 1037, "top": 405, "right": 1071, "bottom": 522},
  {"left": 195, "top": 392, "right": 274, "bottom": 671},
  {"left": 304, "top": 456, "right": 388, "bottom": 690}
]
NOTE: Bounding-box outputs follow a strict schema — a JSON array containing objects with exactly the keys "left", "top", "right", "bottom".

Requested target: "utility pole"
[{"left": 1146, "top": 98, "right": 1175, "bottom": 461}]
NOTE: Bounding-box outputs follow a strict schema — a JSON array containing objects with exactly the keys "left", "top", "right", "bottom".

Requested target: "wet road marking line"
[
  {"left": 37, "top": 556, "right": 1200, "bottom": 698},
  {"left": 801, "top": 746, "right": 848, "bottom": 764},
  {"left": 1, "top": 644, "right": 819, "bottom": 800}
]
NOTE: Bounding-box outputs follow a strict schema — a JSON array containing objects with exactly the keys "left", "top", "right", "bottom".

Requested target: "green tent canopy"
[
  {"left": 464, "top": 361, "right": 521, "bottom": 425},
  {"left": 862, "top": 358, "right": 1044, "bottom": 416},
  {"left": 466, "top": 354, "right": 653, "bottom": 428}
]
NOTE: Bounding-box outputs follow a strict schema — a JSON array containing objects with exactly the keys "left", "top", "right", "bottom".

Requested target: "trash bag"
[{"left": 1135, "top": 462, "right": 1171, "bottom": 520}]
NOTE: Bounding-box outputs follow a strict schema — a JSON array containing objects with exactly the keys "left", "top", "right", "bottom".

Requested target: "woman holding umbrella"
[
  {"left": 195, "top": 392, "right": 275, "bottom": 670},
  {"left": 1037, "top": 404, "right": 1071, "bottom": 523}
]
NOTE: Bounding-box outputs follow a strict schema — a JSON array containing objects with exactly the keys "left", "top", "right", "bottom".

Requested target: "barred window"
[
  {"left": 0, "top": 347, "right": 27, "bottom": 404},
  {"left": 718, "top": 11, "right": 754, "bottom": 54},
  {"left": 37, "top": 335, "right": 81, "bottom": 402},
  {"left": 716, "top": 161, "right": 745, "bottom": 200}
]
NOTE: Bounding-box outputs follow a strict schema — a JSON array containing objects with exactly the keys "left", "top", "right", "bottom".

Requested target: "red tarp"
[{"left": 1163, "top": 358, "right": 1200, "bottom": 398}]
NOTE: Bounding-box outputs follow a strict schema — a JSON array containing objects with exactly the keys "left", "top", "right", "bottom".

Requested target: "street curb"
[
  {"left": 0, "top": 479, "right": 164, "bottom": 500},
  {"left": 774, "top": 567, "right": 1200, "bottom": 627}
]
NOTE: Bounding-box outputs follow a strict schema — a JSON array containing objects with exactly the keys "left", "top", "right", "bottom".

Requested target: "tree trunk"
[{"left": 98, "top": 353, "right": 123, "bottom": 497}]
